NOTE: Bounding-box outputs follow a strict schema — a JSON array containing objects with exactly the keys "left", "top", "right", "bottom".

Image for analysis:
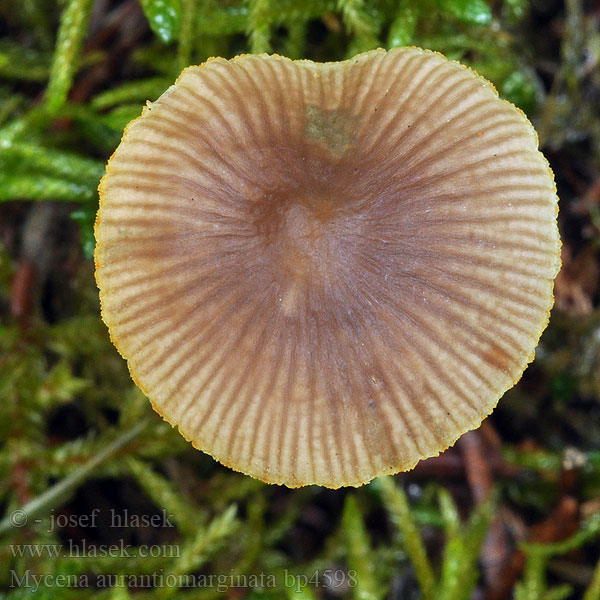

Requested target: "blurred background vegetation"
[{"left": 1, "top": 0, "right": 600, "bottom": 598}]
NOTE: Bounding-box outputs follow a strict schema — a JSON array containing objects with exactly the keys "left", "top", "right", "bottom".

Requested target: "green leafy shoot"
[
  {"left": 45, "top": 0, "right": 95, "bottom": 115},
  {"left": 438, "top": 0, "right": 492, "bottom": 26},
  {"left": 139, "top": 0, "right": 182, "bottom": 44},
  {"left": 376, "top": 477, "right": 496, "bottom": 600},
  {"left": 342, "top": 494, "right": 380, "bottom": 600},
  {"left": 515, "top": 512, "right": 600, "bottom": 600}
]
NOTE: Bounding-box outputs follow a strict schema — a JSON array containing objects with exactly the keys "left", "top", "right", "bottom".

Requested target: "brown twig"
[{"left": 458, "top": 429, "right": 515, "bottom": 600}]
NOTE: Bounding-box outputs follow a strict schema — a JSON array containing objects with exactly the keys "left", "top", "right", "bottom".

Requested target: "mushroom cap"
[{"left": 95, "top": 48, "right": 560, "bottom": 488}]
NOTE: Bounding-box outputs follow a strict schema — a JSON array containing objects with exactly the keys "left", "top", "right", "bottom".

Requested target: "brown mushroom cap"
[{"left": 95, "top": 48, "right": 560, "bottom": 488}]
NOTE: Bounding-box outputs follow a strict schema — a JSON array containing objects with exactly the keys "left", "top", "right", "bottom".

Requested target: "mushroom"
[{"left": 95, "top": 48, "right": 560, "bottom": 488}]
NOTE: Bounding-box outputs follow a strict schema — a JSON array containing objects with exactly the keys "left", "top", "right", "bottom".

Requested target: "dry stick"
[
  {"left": 68, "top": 1, "right": 147, "bottom": 106},
  {"left": 10, "top": 202, "right": 58, "bottom": 324},
  {"left": 459, "top": 429, "right": 513, "bottom": 599},
  {"left": 459, "top": 430, "right": 493, "bottom": 504},
  {"left": 0, "top": 418, "right": 149, "bottom": 537}
]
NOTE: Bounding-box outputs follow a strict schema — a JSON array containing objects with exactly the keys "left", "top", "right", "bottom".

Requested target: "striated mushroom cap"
[{"left": 95, "top": 48, "right": 560, "bottom": 488}]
